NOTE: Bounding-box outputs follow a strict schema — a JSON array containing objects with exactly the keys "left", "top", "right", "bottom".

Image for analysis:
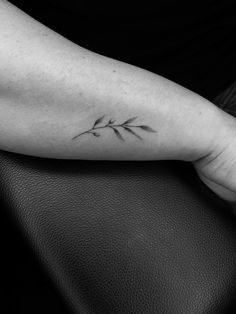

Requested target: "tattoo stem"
[
  {"left": 72, "top": 116, "right": 157, "bottom": 141},
  {"left": 72, "top": 124, "right": 140, "bottom": 140}
]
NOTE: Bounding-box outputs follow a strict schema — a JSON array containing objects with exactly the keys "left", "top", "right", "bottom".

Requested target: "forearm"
[{"left": 0, "top": 0, "right": 224, "bottom": 161}]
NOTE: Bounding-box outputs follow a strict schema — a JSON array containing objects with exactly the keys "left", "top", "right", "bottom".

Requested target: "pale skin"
[{"left": 1, "top": 0, "right": 236, "bottom": 204}]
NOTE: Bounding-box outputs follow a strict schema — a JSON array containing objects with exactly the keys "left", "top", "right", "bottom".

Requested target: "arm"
[
  {"left": 1, "top": 1, "right": 236, "bottom": 201},
  {"left": 0, "top": 0, "right": 222, "bottom": 161}
]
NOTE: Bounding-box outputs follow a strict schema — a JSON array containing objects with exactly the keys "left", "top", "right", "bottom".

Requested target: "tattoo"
[{"left": 72, "top": 115, "right": 157, "bottom": 142}]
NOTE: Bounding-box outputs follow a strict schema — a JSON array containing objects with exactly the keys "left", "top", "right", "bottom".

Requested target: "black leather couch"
[{"left": 1, "top": 150, "right": 236, "bottom": 313}]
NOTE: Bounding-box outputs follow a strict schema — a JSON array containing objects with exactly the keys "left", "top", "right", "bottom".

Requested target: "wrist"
[
  {"left": 162, "top": 99, "right": 225, "bottom": 162},
  {"left": 192, "top": 108, "right": 236, "bottom": 202},
  {"left": 195, "top": 105, "right": 236, "bottom": 163}
]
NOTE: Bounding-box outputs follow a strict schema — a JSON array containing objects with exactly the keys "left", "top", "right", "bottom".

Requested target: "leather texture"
[{"left": 1, "top": 150, "right": 236, "bottom": 313}]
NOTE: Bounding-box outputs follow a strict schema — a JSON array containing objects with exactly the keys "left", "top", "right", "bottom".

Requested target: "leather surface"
[{"left": 1, "top": 150, "right": 236, "bottom": 313}]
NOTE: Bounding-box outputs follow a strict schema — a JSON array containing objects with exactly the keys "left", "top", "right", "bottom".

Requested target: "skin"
[{"left": 1, "top": 0, "right": 236, "bottom": 204}]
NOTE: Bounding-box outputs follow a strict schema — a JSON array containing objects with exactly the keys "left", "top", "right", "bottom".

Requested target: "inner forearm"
[
  {"left": 0, "top": 56, "right": 223, "bottom": 161},
  {"left": 0, "top": 0, "right": 224, "bottom": 161}
]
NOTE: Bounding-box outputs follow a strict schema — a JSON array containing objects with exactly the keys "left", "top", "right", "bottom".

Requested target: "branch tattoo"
[{"left": 72, "top": 115, "right": 157, "bottom": 142}]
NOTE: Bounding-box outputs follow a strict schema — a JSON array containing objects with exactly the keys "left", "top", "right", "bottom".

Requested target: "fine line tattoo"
[{"left": 72, "top": 115, "right": 157, "bottom": 142}]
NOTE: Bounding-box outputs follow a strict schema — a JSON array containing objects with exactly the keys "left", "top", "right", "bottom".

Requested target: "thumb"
[{"left": 195, "top": 166, "right": 236, "bottom": 202}]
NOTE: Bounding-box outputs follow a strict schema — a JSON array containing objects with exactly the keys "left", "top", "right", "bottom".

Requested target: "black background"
[
  {"left": 9, "top": 0, "right": 236, "bottom": 99},
  {"left": 2, "top": 1, "right": 236, "bottom": 313}
]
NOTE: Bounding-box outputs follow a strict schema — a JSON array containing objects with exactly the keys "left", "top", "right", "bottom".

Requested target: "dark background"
[
  {"left": 9, "top": 0, "right": 236, "bottom": 100},
  {"left": 2, "top": 1, "right": 236, "bottom": 313}
]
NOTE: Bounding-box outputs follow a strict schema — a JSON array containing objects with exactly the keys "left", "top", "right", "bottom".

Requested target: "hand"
[{"left": 193, "top": 110, "right": 236, "bottom": 203}]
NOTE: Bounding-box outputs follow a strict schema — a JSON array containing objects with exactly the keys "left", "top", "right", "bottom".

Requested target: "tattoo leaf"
[
  {"left": 92, "top": 132, "right": 100, "bottom": 137},
  {"left": 108, "top": 119, "right": 116, "bottom": 124},
  {"left": 139, "top": 125, "right": 157, "bottom": 132},
  {"left": 112, "top": 128, "right": 125, "bottom": 141},
  {"left": 123, "top": 116, "right": 138, "bottom": 125},
  {"left": 123, "top": 126, "right": 143, "bottom": 140},
  {"left": 93, "top": 115, "right": 105, "bottom": 127}
]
